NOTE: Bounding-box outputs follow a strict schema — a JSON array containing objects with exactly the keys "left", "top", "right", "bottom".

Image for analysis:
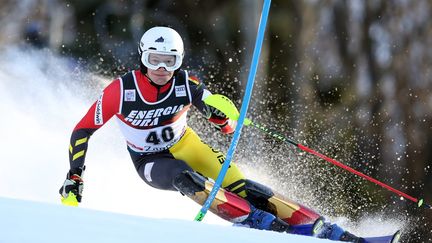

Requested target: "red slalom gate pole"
[{"left": 250, "top": 122, "right": 431, "bottom": 209}]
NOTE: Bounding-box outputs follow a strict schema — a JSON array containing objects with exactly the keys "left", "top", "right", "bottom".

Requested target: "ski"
[{"left": 362, "top": 230, "right": 401, "bottom": 243}]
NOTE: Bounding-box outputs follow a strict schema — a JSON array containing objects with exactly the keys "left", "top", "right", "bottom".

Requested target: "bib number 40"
[{"left": 146, "top": 127, "right": 175, "bottom": 145}]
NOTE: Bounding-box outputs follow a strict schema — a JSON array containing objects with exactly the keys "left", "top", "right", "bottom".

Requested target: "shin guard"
[
  {"left": 173, "top": 171, "right": 251, "bottom": 223},
  {"left": 244, "top": 179, "right": 321, "bottom": 226}
]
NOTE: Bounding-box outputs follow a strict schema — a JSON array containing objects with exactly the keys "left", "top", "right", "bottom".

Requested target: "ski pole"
[
  {"left": 194, "top": 0, "right": 272, "bottom": 222},
  {"left": 203, "top": 94, "right": 432, "bottom": 210},
  {"left": 250, "top": 122, "right": 431, "bottom": 209}
]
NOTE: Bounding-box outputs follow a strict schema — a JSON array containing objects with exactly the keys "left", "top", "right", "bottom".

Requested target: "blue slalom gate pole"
[{"left": 195, "top": 0, "right": 272, "bottom": 221}]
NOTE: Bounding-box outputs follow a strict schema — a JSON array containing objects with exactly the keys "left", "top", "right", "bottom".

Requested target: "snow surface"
[{"left": 0, "top": 196, "right": 334, "bottom": 243}]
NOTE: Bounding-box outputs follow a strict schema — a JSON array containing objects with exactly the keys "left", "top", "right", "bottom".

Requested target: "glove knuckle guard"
[{"left": 60, "top": 166, "right": 85, "bottom": 203}]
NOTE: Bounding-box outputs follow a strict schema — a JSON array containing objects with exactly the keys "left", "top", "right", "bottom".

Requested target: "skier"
[{"left": 59, "top": 26, "right": 362, "bottom": 242}]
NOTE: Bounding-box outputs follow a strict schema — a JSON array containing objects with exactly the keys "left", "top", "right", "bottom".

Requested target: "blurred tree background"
[{"left": 1, "top": 0, "right": 431, "bottom": 242}]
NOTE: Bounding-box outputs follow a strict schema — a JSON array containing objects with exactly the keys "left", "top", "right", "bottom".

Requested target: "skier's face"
[
  {"left": 146, "top": 53, "right": 175, "bottom": 85},
  {"left": 147, "top": 66, "right": 174, "bottom": 85}
]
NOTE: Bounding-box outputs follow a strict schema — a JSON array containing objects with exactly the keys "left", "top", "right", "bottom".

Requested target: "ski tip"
[
  {"left": 362, "top": 230, "right": 402, "bottom": 243},
  {"left": 391, "top": 230, "right": 401, "bottom": 243}
]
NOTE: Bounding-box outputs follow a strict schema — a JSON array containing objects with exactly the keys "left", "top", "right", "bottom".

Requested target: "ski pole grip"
[{"left": 204, "top": 94, "right": 253, "bottom": 126}]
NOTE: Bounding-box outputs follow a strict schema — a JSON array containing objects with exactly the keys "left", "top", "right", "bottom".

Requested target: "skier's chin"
[
  {"left": 153, "top": 78, "right": 171, "bottom": 85},
  {"left": 148, "top": 70, "right": 173, "bottom": 85}
]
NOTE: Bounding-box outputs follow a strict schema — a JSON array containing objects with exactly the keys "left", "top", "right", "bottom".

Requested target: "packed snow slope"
[{"left": 0, "top": 196, "right": 335, "bottom": 243}]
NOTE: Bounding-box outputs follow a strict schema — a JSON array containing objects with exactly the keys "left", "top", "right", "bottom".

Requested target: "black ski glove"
[{"left": 59, "top": 166, "right": 85, "bottom": 205}]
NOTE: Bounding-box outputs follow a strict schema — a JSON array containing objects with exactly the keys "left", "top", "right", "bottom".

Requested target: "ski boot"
[
  {"left": 238, "top": 205, "right": 292, "bottom": 232},
  {"left": 315, "top": 220, "right": 363, "bottom": 243}
]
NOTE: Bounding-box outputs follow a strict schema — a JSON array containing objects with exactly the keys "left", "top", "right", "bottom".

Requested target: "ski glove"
[
  {"left": 207, "top": 106, "right": 237, "bottom": 134},
  {"left": 216, "top": 119, "right": 237, "bottom": 134},
  {"left": 59, "top": 166, "right": 85, "bottom": 206}
]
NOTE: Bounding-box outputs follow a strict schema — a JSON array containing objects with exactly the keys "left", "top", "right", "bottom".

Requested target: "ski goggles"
[{"left": 141, "top": 51, "right": 182, "bottom": 72}]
